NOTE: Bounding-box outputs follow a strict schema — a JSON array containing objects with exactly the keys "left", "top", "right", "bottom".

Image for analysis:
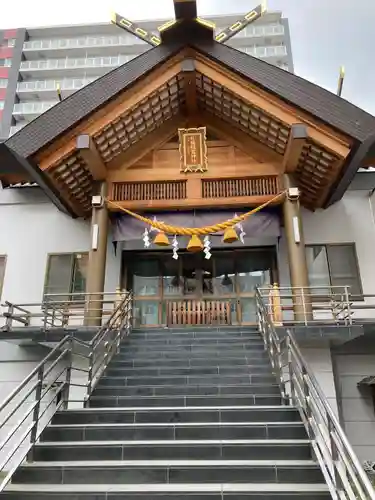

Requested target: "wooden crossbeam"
[
  {"left": 108, "top": 114, "right": 187, "bottom": 171},
  {"left": 194, "top": 57, "right": 352, "bottom": 159},
  {"left": 76, "top": 135, "right": 106, "bottom": 180},
  {"left": 282, "top": 124, "right": 308, "bottom": 173},
  {"left": 200, "top": 110, "right": 283, "bottom": 165},
  {"left": 181, "top": 59, "right": 197, "bottom": 122}
]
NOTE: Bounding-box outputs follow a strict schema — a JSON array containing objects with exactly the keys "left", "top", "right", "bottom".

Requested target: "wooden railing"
[
  {"left": 201, "top": 176, "right": 279, "bottom": 199},
  {"left": 167, "top": 300, "right": 231, "bottom": 326},
  {"left": 112, "top": 180, "right": 187, "bottom": 202}
]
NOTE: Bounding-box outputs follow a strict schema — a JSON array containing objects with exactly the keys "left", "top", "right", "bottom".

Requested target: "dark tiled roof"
[
  {"left": 195, "top": 41, "right": 375, "bottom": 143},
  {"left": 6, "top": 42, "right": 183, "bottom": 159}
]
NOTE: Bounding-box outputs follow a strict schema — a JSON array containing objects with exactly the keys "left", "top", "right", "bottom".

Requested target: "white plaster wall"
[
  {"left": 301, "top": 345, "right": 338, "bottom": 417},
  {"left": 335, "top": 352, "right": 375, "bottom": 462},
  {"left": 278, "top": 190, "right": 375, "bottom": 320},
  {"left": 0, "top": 187, "right": 121, "bottom": 324}
]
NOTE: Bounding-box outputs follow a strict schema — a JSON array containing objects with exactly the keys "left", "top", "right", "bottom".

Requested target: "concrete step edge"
[{"left": 4, "top": 483, "right": 329, "bottom": 493}]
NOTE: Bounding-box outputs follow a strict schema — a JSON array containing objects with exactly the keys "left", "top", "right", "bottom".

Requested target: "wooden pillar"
[
  {"left": 85, "top": 182, "right": 109, "bottom": 326},
  {"left": 283, "top": 174, "right": 313, "bottom": 322}
]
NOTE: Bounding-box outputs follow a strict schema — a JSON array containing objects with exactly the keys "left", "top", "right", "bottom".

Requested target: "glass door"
[
  {"left": 129, "top": 256, "right": 161, "bottom": 327},
  {"left": 124, "top": 247, "right": 278, "bottom": 327}
]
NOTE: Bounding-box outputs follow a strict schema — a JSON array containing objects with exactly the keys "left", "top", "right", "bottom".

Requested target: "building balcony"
[
  {"left": 16, "top": 77, "right": 97, "bottom": 99},
  {"left": 9, "top": 123, "right": 27, "bottom": 136},
  {"left": 13, "top": 100, "right": 58, "bottom": 121},
  {"left": 22, "top": 34, "right": 147, "bottom": 59},
  {"left": 19, "top": 54, "right": 136, "bottom": 77}
]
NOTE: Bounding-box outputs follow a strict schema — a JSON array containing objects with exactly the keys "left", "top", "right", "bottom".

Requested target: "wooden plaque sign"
[{"left": 178, "top": 127, "right": 208, "bottom": 173}]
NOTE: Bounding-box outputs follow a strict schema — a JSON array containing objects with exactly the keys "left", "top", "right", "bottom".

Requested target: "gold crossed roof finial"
[{"left": 111, "top": 0, "right": 267, "bottom": 46}]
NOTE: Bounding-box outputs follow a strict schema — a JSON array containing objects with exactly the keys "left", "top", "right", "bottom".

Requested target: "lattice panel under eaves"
[
  {"left": 50, "top": 153, "right": 94, "bottom": 214},
  {"left": 93, "top": 74, "right": 186, "bottom": 164},
  {"left": 295, "top": 140, "right": 341, "bottom": 206},
  {"left": 195, "top": 72, "right": 290, "bottom": 155}
]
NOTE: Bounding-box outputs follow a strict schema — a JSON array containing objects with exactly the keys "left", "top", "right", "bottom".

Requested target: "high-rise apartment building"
[{"left": 0, "top": 11, "right": 293, "bottom": 140}]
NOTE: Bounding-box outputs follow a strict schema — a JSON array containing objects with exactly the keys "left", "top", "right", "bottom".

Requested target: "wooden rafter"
[
  {"left": 283, "top": 124, "right": 308, "bottom": 173},
  {"left": 194, "top": 57, "right": 352, "bottom": 159},
  {"left": 108, "top": 114, "right": 188, "bottom": 171},
  {"left": 201, "top": 110, "right": 283, "bottom": 165},
  {"left": 35, "top": 53, "right": 187, "bottom": 170},
  {"left": 76, "top": 135, "right": 106, "bottom": 180}
]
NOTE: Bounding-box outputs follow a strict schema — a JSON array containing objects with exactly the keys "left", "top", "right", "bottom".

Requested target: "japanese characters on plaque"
[{"left": 178, "top": 127, "right": 208, "bottom": 173}]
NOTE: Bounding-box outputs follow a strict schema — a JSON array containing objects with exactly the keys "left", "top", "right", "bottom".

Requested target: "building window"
[
  {"left": 0, "top": 79, "right": 7, "bottom": 88},
  {"left": 306, "top": 244, "right": 362, "bottom": 297},
  {"left": 0, "top": 256, "right": 6, "bottom": 298},
  {"left": 44, "top": 253, "right": 89, "bottom": 302},
  {"left": 0, "top": 101, "right": 4, "bottom": 110},
  {"left": 0, "top": 58, "right": 11, "bottom": 67},
  {"left": 7, "top": 39, "right": 15, "bottom": 47}
]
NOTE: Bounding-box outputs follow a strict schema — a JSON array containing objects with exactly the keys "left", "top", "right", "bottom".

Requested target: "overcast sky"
[{"left": 1, "top": 0, "right": 374, "bottom": 116}]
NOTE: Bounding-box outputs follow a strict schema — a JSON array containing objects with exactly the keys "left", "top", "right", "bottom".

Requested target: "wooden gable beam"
[
  {"left": 181, "top": 59, "right": 197, "bottom": 123},
  {"left": 36, "top": 53, "right": 186, "bottom": 171},
  {"left": 108, "top": 114, "right": 188, "bottom": 171},
  {"left": 201, "top": 110, "right": 283, "bottom": 165},
  {"left": 194, "top": 58, "right": 352, "bottom": 160},
  {"left": 76, "top": 135, "right": 106, "bottom": 180},
  {"left": 283, "top": 124, "right": 308, "bottom": 173}
]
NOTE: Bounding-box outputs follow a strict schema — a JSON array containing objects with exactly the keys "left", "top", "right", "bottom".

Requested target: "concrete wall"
[
  {"left": 278, "top": 189, "right": 375, "bottom": 320},
  {"left": 0, "top": 187, "right": 121, "bottom": 313},
  {"left": 333, "top": 337, "right": 375, "bottom": 462}
]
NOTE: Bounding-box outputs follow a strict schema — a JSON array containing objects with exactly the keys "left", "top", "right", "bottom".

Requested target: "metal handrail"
[
  {"left": 1, "top": 292, "right": 124, "bottom": 330},
  {"left": 255, "top": 287, "right": 375, "bottom": 500},
  {"left": 0, "top": 290, "right": 132, "bottom": 492}
]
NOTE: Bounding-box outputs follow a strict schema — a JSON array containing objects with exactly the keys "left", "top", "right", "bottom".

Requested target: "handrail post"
[
  {"left": 85, "top": 348, "right": 94, "bottom": 408},
  {"left": 5, "top": 303, "right": 14, "bottom": 330},
  {"left": 344, "top": 286, "right": 352, "bottom": 325},
  {"left": 301, "top": 366, "right": 313, "bottom": 442},
  {"left": 27, "top": 365, "right": 44, "bottom": 462},
  {"left": 286, "top": 335, "right": 295, "bottom": 405},
  {"left": 328, "top": 418, "right": 344, "bottom": 494},
  {"left": 62, "top": 338, "right": 73, "bottom": 410}
]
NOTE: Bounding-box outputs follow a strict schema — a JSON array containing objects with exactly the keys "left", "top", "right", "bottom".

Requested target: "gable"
[{"left": 0, "top": 33, "right": 374, "bottom": 216}]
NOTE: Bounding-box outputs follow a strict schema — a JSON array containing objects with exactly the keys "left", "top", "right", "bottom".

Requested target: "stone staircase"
[{"left": 1, "top": 326, "right": 331, "bottom": 499}]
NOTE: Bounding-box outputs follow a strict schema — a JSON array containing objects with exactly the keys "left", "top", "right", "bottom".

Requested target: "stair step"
[
  {"left": 111, "top": 353, "right": 270, "bottom": 365},
  {"left": 52, "top": 406, "right": 302, "bottom": 425},
  {"left": 116, "top": 346, "right": 266, "bottom": 357},
  {"left": 92, "top": 384, "right": 281, "bottom": 398},
  {"left": 121, "top": 341, "right": 265, "bottom": 350},
  {"left": 98, "top": 375, "right": 276, "bottom": 387},
  {"left": 126, "top": 337, "right": 264, "bottom": 344},
  {"left": 89, "top": 394, "right": 283, "bottom": 408},
  {"left": 2, "top": 482, "right": 331, "bottom": 499},
  {"left": 13, "top": 460, "right": 324, "bottom": 485},
  {"left": 41, "top": 422, "right": 307, "bottom": 442},
  {"left": 107, "top": 360, "right": 272, "bottom": 371},
  {"left": 33, "top": 439, "right": 313, "bottom": 461},
  {"left": 105, "top": 365, "right": 273, "bottom": 377}
]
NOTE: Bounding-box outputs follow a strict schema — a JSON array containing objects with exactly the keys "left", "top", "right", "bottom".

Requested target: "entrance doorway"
[{"left": 123, "top": 248, "right": 278, "bottom": 327}]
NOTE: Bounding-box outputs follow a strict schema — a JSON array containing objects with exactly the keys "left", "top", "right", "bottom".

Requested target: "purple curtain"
[{"left": 112, "top": 210, "right": 280, "bottom": 243}]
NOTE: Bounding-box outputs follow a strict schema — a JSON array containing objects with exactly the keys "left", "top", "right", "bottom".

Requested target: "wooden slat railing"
[
  {"left": 167, "top": 300, "right": 231, "bottom": 326},
  {"left": 112, "top": 180, "right": 187, "bottom": 202},
  {"left": 201, "top": 176, "right": 279, "bottom": 199}
]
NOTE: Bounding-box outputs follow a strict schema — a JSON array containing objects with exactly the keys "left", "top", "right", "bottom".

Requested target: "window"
[
  {"left": 7, "top": 39, "right": 15, "bottom": 47},
  {"left": 44, "top": 253, "right": 89, "bottom": 302},
  {"left": 306, "top": 244, "right": 362, "bottom": 297},
  {"left": 0, "top": 256, "right": 6, "bottom": 298},
  {"left": 0, "top": 79, "right": 7, "bottom": 88},
  {"left": 0, "top": 101, "right": 4, "bottom": 110}
]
